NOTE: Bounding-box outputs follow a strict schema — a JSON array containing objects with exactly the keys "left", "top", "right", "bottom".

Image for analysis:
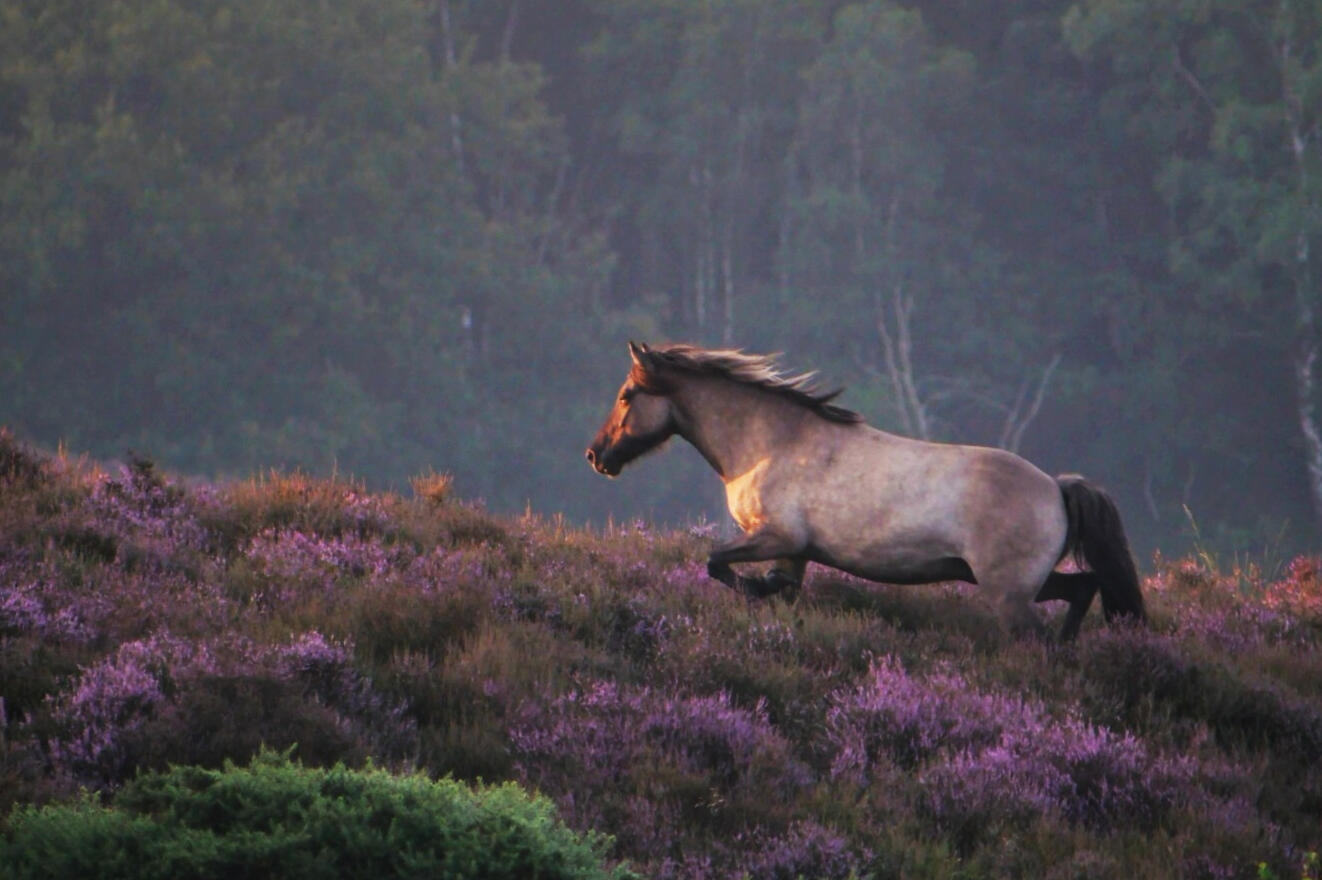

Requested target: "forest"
[{"left": 3, "top": 0, "right": 1321, "bottom": 558}]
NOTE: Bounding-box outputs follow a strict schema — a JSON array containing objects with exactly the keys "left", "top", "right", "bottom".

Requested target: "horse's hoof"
[
  {"left": 737, "top": 575, "right": 776, "bottom": 599},
  {"left": 766, "top": 571, "right": 802, "bottom": 603}
]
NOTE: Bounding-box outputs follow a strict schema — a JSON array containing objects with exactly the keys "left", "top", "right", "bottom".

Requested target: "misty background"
[{"left": 2, "top": 0, "right": 1320, "bottom": 562}]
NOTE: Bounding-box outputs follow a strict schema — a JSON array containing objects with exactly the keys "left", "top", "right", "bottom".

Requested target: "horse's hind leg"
[
  {"left": 998, "top": 591, "right": 1049, "bottom": 639},
  {"left": 1035, "top": 572, "right": 1100, "bottom": 641},
  {"left": 973, "top": 555, "right": 1056, "bottom": 640}
]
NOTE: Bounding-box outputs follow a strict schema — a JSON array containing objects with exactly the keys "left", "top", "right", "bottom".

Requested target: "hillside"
[{"left": 1, "top": 428, "right": 1320, "bottom": 879}]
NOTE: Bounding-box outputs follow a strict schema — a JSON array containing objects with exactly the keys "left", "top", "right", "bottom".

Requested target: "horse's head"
[{"left": 586, "top": 341, "right": 677, "bottom": 477}]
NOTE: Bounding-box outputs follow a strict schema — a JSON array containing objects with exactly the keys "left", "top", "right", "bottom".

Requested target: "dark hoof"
[
  {"left": 739, "top": 571, "right": 801, "bottom": 601},
  {"left": 738, "top": 575, "right": 778, "bottom": 599},
  {"left": 767, "top": 570, "right": 801, "bottom": 604}
]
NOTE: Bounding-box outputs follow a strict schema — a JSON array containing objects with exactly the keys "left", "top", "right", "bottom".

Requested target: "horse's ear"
[
  {"left": 628, "top": 341, "right": 652, "bottom": 370},
  {"left": 627, "top": 341, "right": 673, "bottom": 392}
]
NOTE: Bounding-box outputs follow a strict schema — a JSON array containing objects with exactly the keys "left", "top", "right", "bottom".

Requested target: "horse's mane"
[{"left": 641, "top": 344, "right": 864, "bottom": 424}]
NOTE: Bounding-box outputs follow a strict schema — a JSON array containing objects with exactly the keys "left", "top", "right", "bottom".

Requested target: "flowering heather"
[
  {"left": 86, "top": 458, "right": 212, "bottom": 555},
  {"left": 241, "top": 527, "right": 407, "bottom": 608},
  {"left": 827, "top": 656, "right": 1039, "bottom": 779},
  {"left": 509, "top": 680, "right": 813, "bottom": 872},
  {"left": 920, "top": 712, "right": 1198, "bottom": 834},
  {"left": 0, "top": 564, "right": 93, "bottom": 643},
  {"left": 1, "top": 434, "right": 1319, "bottom": 878},
  {"left": 43, "top": 630, "right": 415, "bottom": 787},
  {"left": 740, "top": 820, "right": 868, "bottom": 880},
  {"left": 245, "top": 528, "right": 401, "bottom": 581}
]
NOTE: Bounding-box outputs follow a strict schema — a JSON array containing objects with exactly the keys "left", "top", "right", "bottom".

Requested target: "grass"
[{"left": 1, "top": 428, "right": 1320, "bottom": 878}]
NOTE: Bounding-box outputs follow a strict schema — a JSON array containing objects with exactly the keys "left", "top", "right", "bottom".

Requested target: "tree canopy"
[{"left": 2, "top": 0, "right": 1318, "bottom": 557}]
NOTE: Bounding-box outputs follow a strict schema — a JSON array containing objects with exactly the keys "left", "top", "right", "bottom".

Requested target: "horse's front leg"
[
  {"left": 707, "top": 528, "right": 806, "bottom": 600},
  {"left": 761, "top": 558, "right": 807, "bottom": 603}
]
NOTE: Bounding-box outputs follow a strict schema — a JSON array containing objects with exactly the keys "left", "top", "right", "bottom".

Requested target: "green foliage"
[
  {"left": 0, "top": 0, "right": 609, "bottom": 517},
  {"left": 0, "top": 751, "right": 636, "bottom": 880}
]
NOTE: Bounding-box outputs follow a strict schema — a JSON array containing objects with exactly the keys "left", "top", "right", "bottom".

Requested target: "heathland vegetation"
[{"left": 2, "top": 431, "right": 1321, "bottom": 878}]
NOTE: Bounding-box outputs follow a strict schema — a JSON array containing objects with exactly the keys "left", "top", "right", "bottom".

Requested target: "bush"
[
  {"left": 42, "top": 631, "right": 416, "bottom": 788},
  {"left": 509, "top": 680, "right": 812, "bottom": 867},
  {"left": 0, "top": 751, "right": 637, "bottom": 880}
]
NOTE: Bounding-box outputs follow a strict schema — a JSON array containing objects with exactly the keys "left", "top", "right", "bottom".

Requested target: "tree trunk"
[
  {"left": 438, "top": 0, "right": 464, "bottom": 176},
  {"left": 998, "top": 353, "right": 1062, "bottom": 453},
  {"left": 1283, "top": 30, "right": 1322, "bottom": 534},
  {"left": 1293, "top": 339, "right": 1322, "bottom": 531}
]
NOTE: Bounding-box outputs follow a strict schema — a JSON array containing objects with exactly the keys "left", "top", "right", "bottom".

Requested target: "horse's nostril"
[{"left": 585, "top": 448, "right": 596, "bottom": 464}]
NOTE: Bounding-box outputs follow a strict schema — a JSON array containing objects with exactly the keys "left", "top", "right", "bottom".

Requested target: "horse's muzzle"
[{"left": 585, "top": 447, "right": 618, "bottom": 477}]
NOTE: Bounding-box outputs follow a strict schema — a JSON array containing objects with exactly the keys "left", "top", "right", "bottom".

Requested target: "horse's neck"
[{"left": 670, "top": 379, "right": 810, "bottom": 481}]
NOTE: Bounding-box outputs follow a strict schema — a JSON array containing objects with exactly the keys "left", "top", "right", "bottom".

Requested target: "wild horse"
[{"left": 586, "top": 342, "right": 1144, "bottom": 640}]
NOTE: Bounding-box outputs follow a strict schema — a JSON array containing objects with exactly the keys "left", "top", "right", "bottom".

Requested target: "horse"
[{"left": 585, "top": 342, "right": 1145, "bottom": 641}]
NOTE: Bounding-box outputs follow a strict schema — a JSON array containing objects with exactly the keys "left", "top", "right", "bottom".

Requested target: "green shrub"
[{"left": 1, "top": 750, "right": 636, "bottom": 880}]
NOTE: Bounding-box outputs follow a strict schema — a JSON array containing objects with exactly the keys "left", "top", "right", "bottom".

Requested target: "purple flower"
[
  {"left": 510, "top": 680, "right": 810, "bottom": 864},
  {"left": 741, "top": 821, "right": 869, "bottom": 880},
  {"left": 43, "top": 630, "right": 415, "bottom": 788},
  {"left": 826, "top": 656, "right": 1036, "bottom": 780}
]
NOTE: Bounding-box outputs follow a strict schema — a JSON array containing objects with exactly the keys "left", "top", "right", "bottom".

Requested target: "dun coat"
[{"left": 586, "top": 342, "right": 1144, "bottom": 640}]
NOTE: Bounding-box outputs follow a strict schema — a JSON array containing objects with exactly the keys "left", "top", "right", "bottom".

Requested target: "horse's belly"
[{"left": 815, "top": 547, "right": 976, "bottom": 585}]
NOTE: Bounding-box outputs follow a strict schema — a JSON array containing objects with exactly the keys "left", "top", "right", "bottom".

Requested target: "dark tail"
[{"left": 1057, "top": 475, "right": 1145, "bottom": 624}]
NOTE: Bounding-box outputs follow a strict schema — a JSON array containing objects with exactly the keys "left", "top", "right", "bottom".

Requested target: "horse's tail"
[{"left": 1057, "top": 474, "right": 1146, "bottom": 623}]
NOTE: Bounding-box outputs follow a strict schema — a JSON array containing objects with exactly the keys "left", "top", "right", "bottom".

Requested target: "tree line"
[{"left": 2, "top": 0, "right": 1319, "bottom": 557}]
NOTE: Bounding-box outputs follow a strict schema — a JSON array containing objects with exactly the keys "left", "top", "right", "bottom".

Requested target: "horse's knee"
[{"left": 707, "top": 558, "right": 738, "bottom": 589}]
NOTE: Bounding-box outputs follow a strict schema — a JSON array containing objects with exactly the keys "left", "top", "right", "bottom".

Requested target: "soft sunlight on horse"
[{"left": 587, "top": 342, "right": 1145, "bottom": 640}]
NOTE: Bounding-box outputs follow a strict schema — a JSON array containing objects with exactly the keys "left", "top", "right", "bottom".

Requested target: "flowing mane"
[{"left": 642, "top": 344, "right": 864, "bottom": 424}]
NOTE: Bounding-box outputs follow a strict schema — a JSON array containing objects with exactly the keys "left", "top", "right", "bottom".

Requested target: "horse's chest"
[{"left": 724, "top": 460, "right": 771, "bottom": 533}]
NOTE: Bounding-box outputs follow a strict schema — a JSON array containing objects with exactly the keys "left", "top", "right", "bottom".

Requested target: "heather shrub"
[
  {"left": 41, "top": 631, "right": 415, "bottom": 788},
  {"left": 919, "top": 714, "right": 1196, "bottom": 848},
  {"left": 1080, "top": 626, "right": 1322, "bottom": 763},
  {"left": 392, "top": 496, "right": 512, "bottom": 551},
  {"left": 0, "top": 751, "right": 637, "bottom": 880},
  {"left": 740, "top": 820, "right": 869, "bottom": 880},
  {"left": 509, "top": 680, "right": 814, "bottom": 870},
  {"left": 344, "top": 563, "right": 492, "bottom": 664},
  {"left": 827, "top": 656, "right": 1037, "bottom": 778},
  {"left": 1199, "top": 673, "right": 1322, "bottom": 762},
  {"left": 0, "top": 427, "right": 47, "bottom": 488},
  {"left": 819, "top": 574, "right": 1005, "bottom": 648},
  {"left": 828, "top": 654, "right": 1224, "bottom": 856},
  {"left": 380, "top": 622, "right": 599, "bottom": 781},
  {"left": 1076, "top": 624, "right": 1201, "bottom": 730},
  {"left": 198, "top": 471, "right": 398, "bottom": 553}
]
